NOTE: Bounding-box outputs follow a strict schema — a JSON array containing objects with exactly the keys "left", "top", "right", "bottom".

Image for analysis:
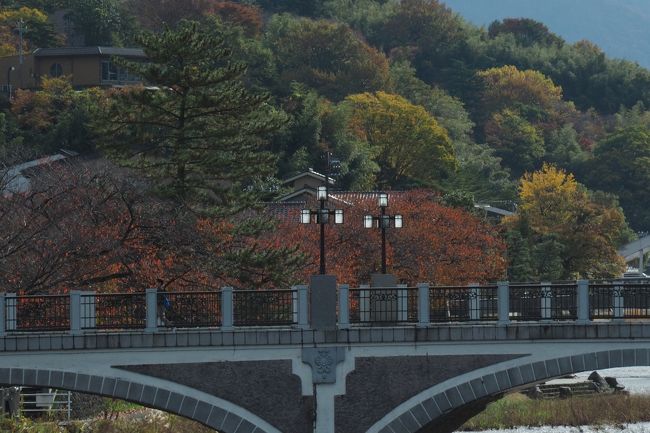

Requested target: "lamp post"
[
  {"left": 364, "top": 193, "right": 403, "bottom": 274},
  {"left": 300, "top": 186, "right": 344, "bottom": 274},
  {"left": 6, "top": 66, "right": 15, "bottom": 98}
]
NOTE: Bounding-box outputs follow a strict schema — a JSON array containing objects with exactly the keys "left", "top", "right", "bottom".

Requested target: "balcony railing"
[{"left": 1, "top": 280, "right": 650, "bottom": 335}]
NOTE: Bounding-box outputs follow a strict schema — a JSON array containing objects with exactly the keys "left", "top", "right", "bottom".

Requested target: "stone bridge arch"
[
  {"left": 0, "top": 366, "right": 280, "bottom": 433},
  {"left": 368, "top": 348, "right": 650, "bottom": 433}
]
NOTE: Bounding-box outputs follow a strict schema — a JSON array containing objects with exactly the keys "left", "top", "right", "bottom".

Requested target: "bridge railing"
[
  {"left": 2, "top": 280, "right": 650, "bottom": 334},
  {"left": 338, "top": 279, "right": 650, "bottom": 327},
  {"left": 0, "top": 286, "right": 309, "bottom": 335}
]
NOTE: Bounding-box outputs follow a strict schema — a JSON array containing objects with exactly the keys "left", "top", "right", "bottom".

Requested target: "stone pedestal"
[
  {"left": 310, "top": 275, "right": 337, "bottom": 330},
  {"left": 369, "top": 274, "right": 400, "bottom": 322}
]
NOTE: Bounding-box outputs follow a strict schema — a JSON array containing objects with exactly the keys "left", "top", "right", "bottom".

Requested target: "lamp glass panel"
[
  {"left": 319, "top": 209, "right": 329, "bottom": 224},
  {"left": 364, "top": 215, "right": 373, "bottom": 228},
  {"left": 379, "top": 193, "right": 388, "bottom": 207},
  {"left": 394, "top": 215, "right": 403, "bottom": 228},
  {"left": 317, "top": 186, "right": 327, "bottom": 200},
  {"left": 335, "top": 209, "right": 343, "bottom": 224},
  {"left": 300, "top": 210, "right": 311, "bottom": 224}
]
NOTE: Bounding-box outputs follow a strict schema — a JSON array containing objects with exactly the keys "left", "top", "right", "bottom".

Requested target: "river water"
[{"left": 462, "top": 367, "right": 650, "bottom": 433}]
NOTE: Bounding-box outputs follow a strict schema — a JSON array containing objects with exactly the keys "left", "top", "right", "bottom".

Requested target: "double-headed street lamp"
[
  {"left": 300, "top": 186, "right": 343, "bottom": 275},
  {"left": 364, "top": 193, "right": 403, "bottom": 274}
]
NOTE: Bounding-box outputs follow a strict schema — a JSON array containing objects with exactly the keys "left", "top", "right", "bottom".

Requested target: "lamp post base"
[{"left": 309, "top": 275, "right": 337, "bottom": 330}]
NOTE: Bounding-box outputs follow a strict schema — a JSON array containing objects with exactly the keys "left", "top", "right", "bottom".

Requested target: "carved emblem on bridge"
[{"left": 302, "top": 347, "right": 346, "bottom": 383}]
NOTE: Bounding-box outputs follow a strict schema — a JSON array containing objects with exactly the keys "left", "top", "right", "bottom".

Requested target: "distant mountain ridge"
[{"left": 443, "top": 0, "right": 650, "bottom": 68}]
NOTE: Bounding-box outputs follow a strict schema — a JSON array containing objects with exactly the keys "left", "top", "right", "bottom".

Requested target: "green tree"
[
  {"left": 484, "top": 109, "right": 545, "bottom": 176},
  {"left": 98, "top": 21, "right": 302, "bottom": 286},
  {"left": 62, "top": 0, "right": 134, "bottom": 45},
  {"left": 264, "top": 14, "right": 390, "bottom": 101},
  {"left": 587, "top": 127, "right": 650, "bottom": 231}
]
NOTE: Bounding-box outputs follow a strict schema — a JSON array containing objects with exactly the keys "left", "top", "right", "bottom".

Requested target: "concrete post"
[
  {"left": 296, "top": 285, "right": 309, "bottom": 329},
  {"left": 70, "top": 290, "right": 81, "bottom": 335},
  {"left": 221, "top": 287, "right": 234, "bottom": 330},
  {"left": 338, "top": 285, "right": 349, "bottom": 329},
  {"left": 417, "top": 283, "right": 430, "bottom": 327},
  {"left": 576, "top": 279, "right": 590, "bottom": 324},
  {"left": 541, "top": 282, "right": 552, "bottom": 321},
  {"left": 469, "top": 283, "right": 480, "bottom": 321},
  {"left": 613, "top": 280, "right": 625, "bottom": 320},
  {"left": 360, "top": 284, "right": 370, "bottom": 323},
  {"left": 6, "top": 294, "right": 15, "bottom": 332},
  {"left": 145, "top": 288, "right": 158, "bottom": 332},
  {"left": 0, "top": 293, "right": 5, "bottom": 336},
  {"left": 497, "top": 281, "right": 510, "bottom": 326},
  {"left": 309, "top": 275, "right": 337, "bottom": 330}
]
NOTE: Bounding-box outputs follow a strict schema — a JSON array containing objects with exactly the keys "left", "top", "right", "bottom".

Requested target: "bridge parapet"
[{"left": 1, "top": 279, "right": 650, "bottom": 335}]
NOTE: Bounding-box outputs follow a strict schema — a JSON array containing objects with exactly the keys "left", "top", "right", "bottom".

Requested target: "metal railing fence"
[{"left": 1, "top": 280, "right": 650, "bottom": 334}]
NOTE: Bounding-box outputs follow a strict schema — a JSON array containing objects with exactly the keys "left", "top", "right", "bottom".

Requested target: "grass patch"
[{"left": 461, "top": 393, "right": 650, "bottom": 431}]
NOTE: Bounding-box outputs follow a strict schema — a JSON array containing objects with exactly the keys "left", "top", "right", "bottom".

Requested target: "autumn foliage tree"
[
  {"left": 343, "top": 91, "right": 457, "bottom": 188},
  {"left": 270, "top": 190, "right": 506, "bottom": 286},
  {"left": 504, "top": 164, "right": 630, "bottom": 280}
]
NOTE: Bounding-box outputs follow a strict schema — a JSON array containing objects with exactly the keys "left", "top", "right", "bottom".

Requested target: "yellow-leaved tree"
[
  {"left": 343, "top": 91, "right": 457, "bottom": 188},
  {"left": 504, "top": 163, "right": 630, "bottom": 280}
]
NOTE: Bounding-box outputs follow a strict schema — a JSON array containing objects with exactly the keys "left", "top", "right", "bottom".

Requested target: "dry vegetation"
[{"left": 461, "top": 392, "right": 650, "bottom": 430}]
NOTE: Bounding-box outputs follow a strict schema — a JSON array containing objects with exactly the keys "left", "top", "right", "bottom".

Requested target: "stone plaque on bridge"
[
  {"left": 302, "top": 347, "right": 346, "bottom": 383},
  {"left": 369, "top": 274, "right": 401, "bottom": 322},
  {"left": 310, "top": 274, "right": 337, "bottom": 330}
]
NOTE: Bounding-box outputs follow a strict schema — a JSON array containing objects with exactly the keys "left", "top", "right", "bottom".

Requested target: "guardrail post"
[
  {"left": 295, "top": 285, "right": 309, "bottom": 329},
  {"left": 338, "top": 285, "right": 349, "bottom": 329},
  {"left": 6, "top": 293, "right": 15, "bottom": 332},
  {"left": 221, "top": 287, "right": 234, "bottom": 330},
  {"left": 417, "top": 283, "right": 430, "bottom": 327},
  {"left": 0, "top": 293, "right": 5, "bottom": 336},
  {"left": 469, "top": 283, "right": 480, "bottom": 321},
  {"left": 613, "top": 280, "right": 625, "bottom": 320},
  {"left": 541, "top": 282, "right": 552, "bottom": 321},
  {"left": 576, "top": 279, "right": 590, "bottom": 324},
  {"left": 360, "top": 284, "right": 370, "bottom": 323},
  {"left": 145, "top": 288, "right": 158, "bottom": 332},
  {"left": 70, "top": 290, "right": 81, "bottom": 335},
  {"left": 497, "top": 281, "right": 510, "bottom": 326}
]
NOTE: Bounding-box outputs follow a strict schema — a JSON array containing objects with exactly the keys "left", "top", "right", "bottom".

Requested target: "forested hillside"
[
  {"left": 445, "top": 0, "right": 650, "bottom": 68},
  {"left": 2, "top": 0, "right": 648, "bottom": 287}
]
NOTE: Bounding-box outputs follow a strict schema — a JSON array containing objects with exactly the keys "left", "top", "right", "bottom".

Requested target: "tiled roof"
[{"left": 33, "top": 47, "right": 146, "bottom": 58}]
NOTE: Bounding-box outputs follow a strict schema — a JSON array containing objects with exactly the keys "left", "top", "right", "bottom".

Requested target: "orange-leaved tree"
[{"left": 269, "top": 190, "right": 506, "bottom": 286}]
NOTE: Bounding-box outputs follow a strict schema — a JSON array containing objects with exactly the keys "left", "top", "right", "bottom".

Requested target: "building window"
[
  {"left": 101, "top": 60, "right": 140, "bottom": 83},
  {"left": 49, "top": 63, "right": 63, "bottom": 77}
]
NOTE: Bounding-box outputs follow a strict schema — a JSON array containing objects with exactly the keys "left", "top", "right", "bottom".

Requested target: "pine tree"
[{"left": 98, "top": 21, "right": 304, "bottom": 288}]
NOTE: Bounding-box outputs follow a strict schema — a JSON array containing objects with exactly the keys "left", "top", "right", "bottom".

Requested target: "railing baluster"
[
  {"left": 145, "top": 288, "right": 158, "bottom": 332},
  {"left": 541, "top": 282, "right": 551, "bottom": 321},
  {"left": 498, "top": 281, "right": 510, "bottom": 325},
  {"left": 70, "top": 291, "right": 81, "bottom": 335},
  {"left": 417, "top": 283, "right": 430, "bottom": 327},
  {"left": 577, "top": 280, "right": 590, "bottom": 324},
  {"left": 0, "top": 293, "right": 5, "bottom": 337},
  {"left": 296, "top": 285, "right": 309, "bottom": 329},
  {"left": 469, "top": 283, "right": 480, "bottom": 321},
  {"left": 6, "top": 293, "right": 16, "bottom": 332},
  {"left": 338, "top": 285, "right": 349, "bottom": 329},
  {"left": 221, "top": 287, "right": 234, "bottom": 330},
  {"left": 359, "top": 284, "right": 370, "bottom": 323},
  {"left": 614, "top": 280, "right": 625, "bottom": 320}
]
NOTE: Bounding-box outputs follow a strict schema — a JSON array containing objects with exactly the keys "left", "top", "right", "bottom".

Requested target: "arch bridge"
[{"left": 1, "top": 279, "right": 650, "bottom": 433}]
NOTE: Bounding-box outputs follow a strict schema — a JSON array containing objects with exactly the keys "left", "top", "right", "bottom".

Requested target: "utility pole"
[{"left": 17, "top": 19, "right": 24, "bottom": 65}]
